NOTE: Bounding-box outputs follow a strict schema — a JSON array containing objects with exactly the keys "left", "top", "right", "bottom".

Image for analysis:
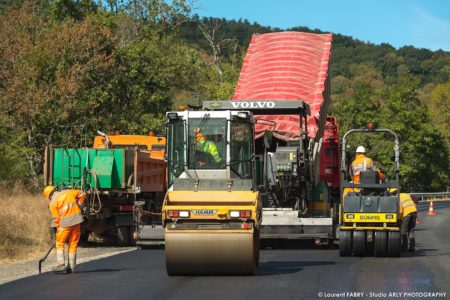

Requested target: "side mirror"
[{"left": 263, "top": 130, "right": 273, "bottom": 149}]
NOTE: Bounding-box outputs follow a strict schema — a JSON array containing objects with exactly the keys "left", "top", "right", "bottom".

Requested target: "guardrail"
[{"left": 410, "top": 192, "right": 450, "bottom": 202}]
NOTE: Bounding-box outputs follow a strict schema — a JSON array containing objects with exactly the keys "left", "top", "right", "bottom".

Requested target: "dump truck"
[
  {"left": 339, "top": 128, "right": 402, "bottom": 257},
  {"left": 162, "top": 31, "right": 341, "bottom": 275},
  {"left": 44, "top": 131, "right": 166, "bottom": 245},
  {"left": 232, "top": 31, "right": 340, "bottom": 242}
]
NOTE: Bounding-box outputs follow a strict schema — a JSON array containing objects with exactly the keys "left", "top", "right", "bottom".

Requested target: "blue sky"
[{"left": 195, "top": 0, "right": 450, "bottom": 51}]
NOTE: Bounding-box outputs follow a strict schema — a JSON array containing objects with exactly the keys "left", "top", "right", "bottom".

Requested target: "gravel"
[{"left": 0, "top": 245, "right": 135, "bottom": 285}]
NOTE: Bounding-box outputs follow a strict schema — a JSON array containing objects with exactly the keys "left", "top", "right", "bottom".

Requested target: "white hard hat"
[{"left": 356, "top": 146, "right": 366, "bottom": 154}]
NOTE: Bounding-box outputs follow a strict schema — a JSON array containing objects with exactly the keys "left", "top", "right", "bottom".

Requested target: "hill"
[{"left": 0, "top": 1, "right": 448, "bottom": 191}]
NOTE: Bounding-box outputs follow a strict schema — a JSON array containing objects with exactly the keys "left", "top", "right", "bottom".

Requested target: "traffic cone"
[{"left": 427, "top": 201, "right": 436, "bottom": 216}]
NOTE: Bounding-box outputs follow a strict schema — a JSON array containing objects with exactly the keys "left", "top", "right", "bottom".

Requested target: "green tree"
[{"left": 379, "top": 76, "right": 449, "bottom": 191}]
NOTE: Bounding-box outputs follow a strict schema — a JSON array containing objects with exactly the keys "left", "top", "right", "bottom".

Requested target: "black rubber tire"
[
  {"left": 339, "top": 230, "right": 352, "bottom": 256},
  {"left": 117, "top": 226, "right": 131, "bottom": 246},
  {"left": 353, "top": 231, "right": 366, "bottom": 257},
  {"left": 388, "top": 231, "right": 401, "bottom": 257},
  {"left": 365, "top": 231, "right": 374, "bottom": 256},
  {"left": 374, "top": 231, "right": 388, "bottom": 257}
]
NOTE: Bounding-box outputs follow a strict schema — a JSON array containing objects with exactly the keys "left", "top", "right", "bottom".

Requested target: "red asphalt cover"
[{"left": 232, "top": 31, "right": 332, "bottom": 140}]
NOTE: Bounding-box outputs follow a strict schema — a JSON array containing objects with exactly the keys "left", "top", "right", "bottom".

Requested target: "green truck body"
[{"left": 44, "top": 147, "right": 165, "bottom": 192}]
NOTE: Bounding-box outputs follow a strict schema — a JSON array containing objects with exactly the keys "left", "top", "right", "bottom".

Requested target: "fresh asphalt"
[{"left": 1, "top": 201, "right": 449, "bottom": 300}]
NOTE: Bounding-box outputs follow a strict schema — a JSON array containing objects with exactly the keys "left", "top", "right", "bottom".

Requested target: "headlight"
[{"left": 347, "top": 214, "right": 354, "bottom": 219}]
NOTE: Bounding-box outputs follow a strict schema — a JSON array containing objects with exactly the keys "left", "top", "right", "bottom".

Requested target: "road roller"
[
  {"left": 162, "top": 106, "right": 262, "bottom": 275},
  {"left": 339, "top": 127, "right": 402, "bottom": 257}
]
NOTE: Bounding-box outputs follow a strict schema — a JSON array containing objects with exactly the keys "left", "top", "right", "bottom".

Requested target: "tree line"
[{"left": 0, "top": 0, "right": 448, "bottom": 191}]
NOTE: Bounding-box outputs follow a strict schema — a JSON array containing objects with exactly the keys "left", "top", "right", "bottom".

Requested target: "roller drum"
[{"left": 165, "top": 231, "right": 257, "bottom": 275}]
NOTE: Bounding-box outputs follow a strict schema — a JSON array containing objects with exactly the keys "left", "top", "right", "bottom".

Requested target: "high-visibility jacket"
[
  {"left": 350, "top": 154, "right": 385, "bottom": 184},
  {"left": 49, "top": 190, "right": 86, "bottom": 229},
  {"left": 196, "top": 140, "right": 222, "bottom": 164},
  {"left": 399, "top": 193, "right": 417, "bottom": 218}
]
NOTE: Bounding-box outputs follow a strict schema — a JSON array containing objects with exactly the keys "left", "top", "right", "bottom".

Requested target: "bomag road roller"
[{"left": 339, "top": 127, "right": 402, "bottom": 257}]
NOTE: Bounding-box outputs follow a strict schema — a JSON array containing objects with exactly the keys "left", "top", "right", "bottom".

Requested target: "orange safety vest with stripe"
[
  {"left": 49, "top": 190, "right": 86, "bottom": 229},
  {"left": 399, "top": 193, "right": 417, "bottom": 218},
  {"left": 350, "top": 154, "right": 385, "bottom": 184}
]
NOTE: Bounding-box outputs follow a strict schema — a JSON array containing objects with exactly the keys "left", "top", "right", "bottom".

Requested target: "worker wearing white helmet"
[{"left": 350, "top": 146, "right": 385, "bottom": 184}]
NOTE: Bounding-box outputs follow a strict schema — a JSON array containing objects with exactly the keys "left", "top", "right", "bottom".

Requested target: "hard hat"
[
  {"left": 356, "top": 146, "right": 366, "bottom": 154},
  {"left": 43, "top": 186, "right": 55, "bottom": 200}
]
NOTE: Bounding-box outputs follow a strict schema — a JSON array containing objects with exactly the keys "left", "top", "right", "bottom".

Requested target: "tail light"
[
  {"left": 168, "top": 210, "right": 190, "bottom": 218},
  {"left": 229, "top": 210, "right": 252, "bottom": 218}
]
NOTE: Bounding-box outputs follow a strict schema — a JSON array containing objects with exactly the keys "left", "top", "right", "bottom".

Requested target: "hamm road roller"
[
  {"left": 162, "top": 105, "right": 262, "bottom": 275},
  {"left": 339, "top": 127, "right": 402, "bottom": 257}
]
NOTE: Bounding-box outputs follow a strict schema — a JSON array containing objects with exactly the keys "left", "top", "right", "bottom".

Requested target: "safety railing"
[{"left": 410, "top": 192, "right": 450, "bottom": 202}]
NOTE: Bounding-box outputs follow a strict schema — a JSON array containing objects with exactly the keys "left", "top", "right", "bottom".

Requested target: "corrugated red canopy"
[{"left": 232, "top": 31, "right": 332, "bottom": 140}]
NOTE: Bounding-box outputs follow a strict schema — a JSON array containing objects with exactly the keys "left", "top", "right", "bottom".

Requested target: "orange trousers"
[{"left": 56, "top": 224, "right": 80, "bottom": 254}]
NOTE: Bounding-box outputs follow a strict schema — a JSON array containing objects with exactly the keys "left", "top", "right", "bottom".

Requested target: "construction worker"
[
  {"left": 400, "top": 193, "right": 417, "bottom": 251},
  {"left": 350, "top": 146, "right": 385, "bottom": 184},
  {"left": 194, "top": 127, "right": 222, "bottom": 165},
  {"left": 43, "top": 186, "right": 86, "bottom": 273}
]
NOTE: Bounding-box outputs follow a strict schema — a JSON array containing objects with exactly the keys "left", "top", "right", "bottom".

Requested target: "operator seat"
[{"left": 359, "top": 171, "right": 380, "bottom": 195}]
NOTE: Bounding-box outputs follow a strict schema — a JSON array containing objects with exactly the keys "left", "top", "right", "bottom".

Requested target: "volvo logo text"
[{"left": 230, "top": 101, "right": 275, "bottom": 109}]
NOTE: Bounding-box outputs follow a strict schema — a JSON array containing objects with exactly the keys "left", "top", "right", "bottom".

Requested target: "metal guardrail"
[{"left": 410, "top": 192, "right": 450, "bottom": 202}]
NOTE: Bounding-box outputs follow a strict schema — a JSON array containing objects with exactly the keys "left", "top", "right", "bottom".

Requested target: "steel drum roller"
[{"left": 165, "top": 231, "right": 257, "bottom": 275}]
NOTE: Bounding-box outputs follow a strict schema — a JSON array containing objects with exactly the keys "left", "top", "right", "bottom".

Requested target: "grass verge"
[{"left": 0, "top": 183, "right": 52, "bottom": 264}]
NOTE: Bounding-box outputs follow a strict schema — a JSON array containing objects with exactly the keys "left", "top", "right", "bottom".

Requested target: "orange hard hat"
[{"left": 43, "top": 186, "right": 55, "bottom": 200}]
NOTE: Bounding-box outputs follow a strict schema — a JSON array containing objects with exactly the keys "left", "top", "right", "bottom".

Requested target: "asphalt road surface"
[{"left": 1, "top": 201, "right": 449, "bottom": 300}]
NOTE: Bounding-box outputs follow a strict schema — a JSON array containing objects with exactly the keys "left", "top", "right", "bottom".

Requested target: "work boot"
[
  {"left": 52, "top": 264, "right": 67, "bottom": 272},
  {"left": 52, "top": 250, "right": 67, "bottom": 273},
  {"left": 67, "top": 253, "right": 77, "bottom": 273}
]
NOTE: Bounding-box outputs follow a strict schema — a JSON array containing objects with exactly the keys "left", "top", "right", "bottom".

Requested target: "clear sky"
[{"left": 195, "top": 0, "right": 450, "bottom": 51}]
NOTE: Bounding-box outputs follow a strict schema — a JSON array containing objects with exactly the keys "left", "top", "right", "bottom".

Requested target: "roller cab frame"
[
  {"left": 339, "top": 128, "right": 402, "bottom": 257},
  {"left": 162, "top": 106, "right": 261, "bottom": 275}
]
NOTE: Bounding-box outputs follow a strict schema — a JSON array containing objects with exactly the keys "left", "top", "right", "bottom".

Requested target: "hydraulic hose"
[{"left": 85, "top": 169, "right": 102, "bottom": 214}]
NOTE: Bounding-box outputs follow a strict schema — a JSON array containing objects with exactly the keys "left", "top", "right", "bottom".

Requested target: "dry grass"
[{"left": 0, "top": 183, "right": 52, "bottom": 264}]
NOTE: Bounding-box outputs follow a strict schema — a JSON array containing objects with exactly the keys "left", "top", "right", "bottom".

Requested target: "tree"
[{"left": 379, "top": 76, "right": 449, "bottom": 191}]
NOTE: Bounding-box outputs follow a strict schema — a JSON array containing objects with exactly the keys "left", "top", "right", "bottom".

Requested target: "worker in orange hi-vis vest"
[
  {"left": 43, "top": 186, "right": 87, "bottom": 273},
  {"left": 350, "top": 146, "right": 385, "bottom": 184},
  {"left": 399, "top": 193, "right": 418, "bottom": 252}
]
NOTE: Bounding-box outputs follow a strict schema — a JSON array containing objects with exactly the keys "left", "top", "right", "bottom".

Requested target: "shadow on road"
[
  {"left": 256, "top": 260, "right": 335, "bottom": 276},
  {"left": 400, "top": 248, "right": 449, "bottom": 258},
  {"left": 75, "top": 268, "right": 131, "bottom": 274},
  {"left": 261, "top": 239, "right": 337, "bottom": 250}
]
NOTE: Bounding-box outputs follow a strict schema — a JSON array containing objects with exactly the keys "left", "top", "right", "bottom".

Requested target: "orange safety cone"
[{"left": 427, "top": 201, "right": 436, "bottom": 216}]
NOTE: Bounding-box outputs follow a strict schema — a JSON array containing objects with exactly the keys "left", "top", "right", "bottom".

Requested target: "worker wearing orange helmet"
[
  {"left": 399, "top": 193, "right": 417, "bottom": 251},
  {"left": 43, "top": 186, "right": 86, "bottom": 273},
  {"left": 350, "top": 146, "right": 385, "bottom": 184},
  {"left": 194, "top": 128, "right": 222, "bottom": 164}
]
